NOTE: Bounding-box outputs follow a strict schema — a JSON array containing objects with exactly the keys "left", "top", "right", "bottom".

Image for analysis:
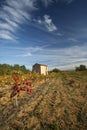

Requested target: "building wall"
[
  {"left": 40, "top": 65, "right": 48, "bottom": 75},
  {"left": 32, "top": 64, "right": 40, "bottom": 73},
  {"left": 32, "top": 63, "right": 48, "bottom": 75}
]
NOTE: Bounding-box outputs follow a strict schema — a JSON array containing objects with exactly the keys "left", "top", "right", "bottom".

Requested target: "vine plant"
[{"left": 10, "top": 74, "right": 32, "bottom": 106}]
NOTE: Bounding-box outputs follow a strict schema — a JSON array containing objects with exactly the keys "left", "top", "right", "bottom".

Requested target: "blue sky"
[{"left": 0, "top": 0, "right": 87, "bottom": 70}]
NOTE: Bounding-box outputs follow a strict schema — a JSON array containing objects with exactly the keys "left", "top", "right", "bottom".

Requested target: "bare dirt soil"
[{"left": 0, "top": 71, "right": 87, "bottom": 130}]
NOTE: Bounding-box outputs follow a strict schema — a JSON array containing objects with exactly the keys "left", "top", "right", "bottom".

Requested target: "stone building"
[{"left": 32, "top": 63, "right": 48, "bottom": 75}]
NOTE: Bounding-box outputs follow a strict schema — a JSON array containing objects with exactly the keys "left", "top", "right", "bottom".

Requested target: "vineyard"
[{"left": 0, "top": 71, "right": 87, "bottom": 130}]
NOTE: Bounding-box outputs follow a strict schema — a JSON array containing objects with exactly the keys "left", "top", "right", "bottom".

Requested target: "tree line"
[
  {"left": 0, "top": 64, "right": 30, "bottom": 75},
  {"left": 0, "top": 63, "right": 87, "bottom": 75},
  {"left": 49, "top": 65, "right": 87, "bottom": 73},
  {"left": 75, "top": 64, "right": 87, "bottom": 71}
]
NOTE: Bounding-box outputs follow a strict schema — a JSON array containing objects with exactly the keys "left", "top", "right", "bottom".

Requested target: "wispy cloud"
[
  {"left": 0, "top": 0, "right": 56, "bottom": 41},
  {"left": 6, "top": 0, "right": 37, "bottom": 10},
  {"left": 57, "top": 33, "right": 63, "bottom": 36},
  {"left": 44, "top": 15, "right": 57, "bottom": 32},
  {"left": 41, "top": 0, "right": 54, "bottom": 7},
  {"left": 0, "top": 46, "right": 42, "bottom": 56},
  {"left": 0, "top": 30, "right": 16, "bottom": 41},
  {"left": 0, "top": 0, "right": 75, "bottom": 41},
  {"left": 60, "top": 0, "right": 74, "bottom": 4},
  {"left": 0, "top": 22, "right": 16, "bottom": 33},
  {"left": 1, "top": 44, "right": 87, "bottom": 70},
  {"left": 68, "top": 37, "right": 79, "bottom": 42},
  {"left": 0, "top": 0, "right": 37, "bottom": 41},
  {"left": 40, "top": 0, "right": 74, "bottom": 7},
  {"left": 18, "top": 52, "right": 32, "bottom": 57},
  {"left": 32, "top": 44, "right": 87, "bottom": 70},
  {"left": 3, "top": 5, "right": 32, "bottom": 23},
  {"left": 36, "top": 15, "right": 57, "bottom": 32}
]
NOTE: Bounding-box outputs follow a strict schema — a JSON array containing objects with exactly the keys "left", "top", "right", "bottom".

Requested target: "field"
[{"left": 0, "top": 71, "right": 87, "bottom": 130}]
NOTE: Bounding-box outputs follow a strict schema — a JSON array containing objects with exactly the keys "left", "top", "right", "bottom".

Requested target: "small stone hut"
[{"left": 32, "top": 63, "right": 48, "bottom": 75}]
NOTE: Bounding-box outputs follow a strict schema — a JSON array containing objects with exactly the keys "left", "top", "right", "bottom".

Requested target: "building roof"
[{"left": 33, "top": 63, "right": 47, "bottom": 67}]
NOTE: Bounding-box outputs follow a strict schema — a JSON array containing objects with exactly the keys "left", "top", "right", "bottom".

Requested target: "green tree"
[
  {"left": 20, "top": 65, "right": 30, "bottom": 73},
  {"left": 49, "top": 68, "right": 60, "bottom": 73},
  {"left": 0, "top": 64, "right": 30, "bottom": 75},
  {"left": 76, "top": 65, "right": 87, "bottom": 71}
]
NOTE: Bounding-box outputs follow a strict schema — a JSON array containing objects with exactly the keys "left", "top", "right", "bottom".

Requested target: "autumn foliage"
[
  {"left": 10, "top": 74, "right": 32, "bottom": 98},
  {"left": 0, "top": 71, "right": 87, "bottom": 130}
]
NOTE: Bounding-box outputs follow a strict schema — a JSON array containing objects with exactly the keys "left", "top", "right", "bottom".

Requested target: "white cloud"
[
  {"left": 1, "top": 46, "right": 42, "bottom": 56},
  {"left": 1, "top": 44, "right": 87, "bottom": 70},
  {"left": 0, "top": 30, "right": 15, "bottom": 41},
  {"left": 3, "top": 6, "right": 31, "bottom": 24},
  {"left": 57, "top": 61, "right": 87, "bottom": 70},
  {"left": 5, "top": 18, "right": 18, "bottom": 28},
  {"left": 33, "top": 15, "right": 58, "bottom": 32},
  {"left": 32, "top": 44, "right": 87, "bottom": 70},
  {"left": 68, "top": 37, "right": 79, "bottom": 42},
  {"left": 18, "top": 52, "right": 32, "bottom": 57},
  {"left": 6, "top": 0, "right": 37, "bottom": 10},
  {"left": 41, "top": 0, "right": 54, "bottom": 7},
  {"left": 0, "top": 0, "right": 37, "bottom": 41},
  {"left": 0, "top": 0, "right": 75, "bottom": 41},
  {"left": 37, "top": 19, "right": 42, "bottom": 24},
  {"left": 57, "top": 33, "right": 63, "bottom": 36},
  {"left": 0, "top": 23, "right": 16, "bottom": 32},
  {"left": 43, "top": 15, "right": 57, "bottom": 32}
]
